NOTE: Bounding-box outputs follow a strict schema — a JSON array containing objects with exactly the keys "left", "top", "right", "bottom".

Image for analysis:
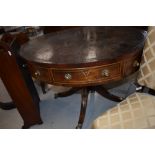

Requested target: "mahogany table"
[{"left": 19, "top": 27, "right": 146, "bottom": 128}]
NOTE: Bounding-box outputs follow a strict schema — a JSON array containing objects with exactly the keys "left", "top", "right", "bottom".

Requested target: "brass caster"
[
  {"left": 119, "top": 97, "right": 124, "bottom": 101},
  {"left": 76, "top": 124, "right": 82, "bottom": 129}
]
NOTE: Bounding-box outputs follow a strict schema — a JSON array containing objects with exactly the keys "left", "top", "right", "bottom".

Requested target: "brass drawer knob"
[
  {"left": 64, "top": 73, "right": 72, "bottom": 80},
  {"left": 101, "top": 69, "right": 109, "bottom": 77},
  {"left": 22, "top": 64, "right": 27, "bottom": 68},
  {"left": 133, "top": 60, "right": 140, "bottom": 67},
  {"left": 35, "top": 70, "right": 41, "bottom": 77}
]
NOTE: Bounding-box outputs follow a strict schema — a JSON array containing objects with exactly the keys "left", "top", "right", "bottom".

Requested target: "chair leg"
[{"left": 0, "top": 101, "right": 16, "bottom": 110}]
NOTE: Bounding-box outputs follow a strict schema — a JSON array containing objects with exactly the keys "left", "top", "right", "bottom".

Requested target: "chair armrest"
[{"left": 134, "top": 82, "right": 155, "bottom": 96}]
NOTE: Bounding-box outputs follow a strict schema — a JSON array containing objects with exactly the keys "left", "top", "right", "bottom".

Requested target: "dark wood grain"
[
  {"left": 20, "top": 27, "right": 146, "bottom": 67},
  {"left": 76, "top": 88, "right": 89, "bottom": 129},
  {"left": 0, "top": 33, "right": 42, "bottom": 128},
  {"left": 19, "top": 27, "right": 146, "bottom": 87}
]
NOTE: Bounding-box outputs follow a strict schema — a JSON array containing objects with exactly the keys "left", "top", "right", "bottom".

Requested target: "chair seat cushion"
[{"left": 92, "top": 93, "right": 155, "bottom": 129}]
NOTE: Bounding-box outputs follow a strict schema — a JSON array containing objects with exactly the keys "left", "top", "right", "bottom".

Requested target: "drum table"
[{"left": 19, "top": 27, "right": 146, "bottom": 128}]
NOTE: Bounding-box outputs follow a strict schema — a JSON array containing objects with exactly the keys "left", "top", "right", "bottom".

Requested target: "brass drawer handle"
[
  {"left": 133, "top": 60, "right": 140, "bottom": 67},
  {"left": 35, "top": 70, "right": 41, "bottom": 77},
  {"left": 101, "top": 69, "right": 110, "bottom": 77},
  {"left": 64, "top": 73, "right": 72, "bottom": 80}
]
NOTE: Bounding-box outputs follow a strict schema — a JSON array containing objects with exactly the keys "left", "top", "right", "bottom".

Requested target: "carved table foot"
[
  {"left": 76, "top": 124, "right": 83, "bottom": 129},
  {"left": 76, "top": 88, "right": 89, "bottom": 129},
  {"left": 0, "top": 101, "right": 16, "bottom": 110},
  {"left": 95, "top": 86, "right": 124, "bottom": 102}
]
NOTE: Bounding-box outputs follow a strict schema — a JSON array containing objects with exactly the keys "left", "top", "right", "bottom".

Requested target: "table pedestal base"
[{"left": 54, "top": 86, "right": 124, "bottom": 129}]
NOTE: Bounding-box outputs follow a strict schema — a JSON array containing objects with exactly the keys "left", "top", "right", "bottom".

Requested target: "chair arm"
[{"left": 134, "top": 82, "right": 155, "bottom": 96}]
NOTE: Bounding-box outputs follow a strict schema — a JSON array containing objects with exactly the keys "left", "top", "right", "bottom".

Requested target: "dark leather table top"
[{"left": 19, "top": 27, "right": 147, "bottom": 67}]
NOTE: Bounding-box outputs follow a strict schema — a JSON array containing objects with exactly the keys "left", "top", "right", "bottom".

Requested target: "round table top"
[{"left": 19, "top": 27, "right": 147, "bottom": 67}]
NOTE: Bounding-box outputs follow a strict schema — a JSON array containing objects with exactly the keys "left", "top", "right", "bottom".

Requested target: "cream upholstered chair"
[{"left": 92, "top": 26, "right": 155, "bottom": 129}]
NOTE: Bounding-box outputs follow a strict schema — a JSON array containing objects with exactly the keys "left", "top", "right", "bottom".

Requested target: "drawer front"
[
  {"left": 52, "top": 62, "right": 121, "bottom": 85},
  {"left": 28, "top": 64, "right": 52, "bottom": 83},
  {"left": 123, "top": 53, "right": 142, "bottom": 76}
]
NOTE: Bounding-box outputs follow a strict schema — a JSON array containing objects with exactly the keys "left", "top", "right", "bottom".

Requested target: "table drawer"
[
  {"left": 52, "top": 63, "right": 121, "bottom": 84},
  {"left": 123, "top": 53, "right": 141, "bottom": 76},
  {"left": 28, "top": 64, "right": 52, "bottom": 82}
]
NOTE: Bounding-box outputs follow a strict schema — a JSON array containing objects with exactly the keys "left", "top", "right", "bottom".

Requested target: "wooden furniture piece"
[
  {"left": 92, "top": 26, "right": 155, "bottom": 129},
  {"left": 0, "top": 101, "right": 15, "bottom": 110},
  {"left": 19, "top": 27, "right": 146, "bottom": 128},
  {"left": 0, "top": 82, "right": 16, "bottom": 110},
  {"left": 0, "top": 33, "right": 42, "bottom": 128},
  {"left": 42, "top": 26, "right": 79, "bottom": 34},
  {"left": 0, "top": 33, "right": 28, "bottom": 111}
]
